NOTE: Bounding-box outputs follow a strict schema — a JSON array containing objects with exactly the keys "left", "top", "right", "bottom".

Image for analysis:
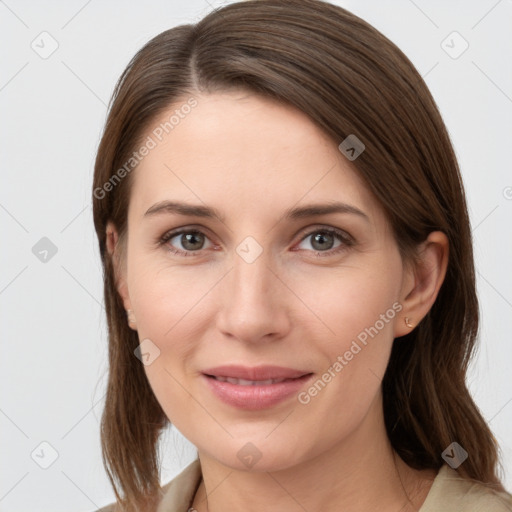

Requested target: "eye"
[
  {"left": 158, "top": 226, "right": 354, "bottom": 258},
  {"left": 295, "top": 227, "right": 354, "bottom": 257},
  {"left": 159, "top": 229, "right": 214, "bottom": 257}
]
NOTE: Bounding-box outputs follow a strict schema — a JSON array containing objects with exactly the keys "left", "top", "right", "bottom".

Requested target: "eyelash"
[{"left": 158, "top": 226, "right": 354, "bottom": 258}]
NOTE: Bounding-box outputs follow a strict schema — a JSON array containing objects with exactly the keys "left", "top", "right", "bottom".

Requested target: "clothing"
[{"left": 96, "top": 458, "right": 512, "bottom": 511}]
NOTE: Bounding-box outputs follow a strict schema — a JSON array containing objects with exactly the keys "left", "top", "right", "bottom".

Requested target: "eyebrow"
[{"left": 143, "top": 200, "right": 370, "bottom": 223}]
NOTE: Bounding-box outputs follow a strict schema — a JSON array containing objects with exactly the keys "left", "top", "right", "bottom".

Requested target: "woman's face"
[{"left": 113, "top": 90, "right": 414, "bottom": 471}]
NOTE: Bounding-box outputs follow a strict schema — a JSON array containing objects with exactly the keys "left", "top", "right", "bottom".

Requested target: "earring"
[
  {"left": 126, "top": 309, "right": 137, "bottom": 327},
  {"left": 404, "top": 317, "right": 413, "bottom": 328}
]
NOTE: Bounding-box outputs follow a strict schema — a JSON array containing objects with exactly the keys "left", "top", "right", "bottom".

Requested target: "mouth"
[
  {"left": 201, "top": 364, "right": 311, "bottom": 381},
  {"left": 201, "top": 365, "right": 314, "bottom": 410},
  {"left": 204, "top": 375, "right": 303, "bottom": 386}
]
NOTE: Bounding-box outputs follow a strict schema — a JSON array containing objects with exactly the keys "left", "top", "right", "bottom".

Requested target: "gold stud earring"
[{"left": 405, "top": 317, "right": 413, "bottom": 328}]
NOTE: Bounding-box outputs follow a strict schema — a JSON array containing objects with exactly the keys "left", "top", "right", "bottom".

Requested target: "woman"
[{"left": 92, "top": 0, "right": 512, "bottom": 511}]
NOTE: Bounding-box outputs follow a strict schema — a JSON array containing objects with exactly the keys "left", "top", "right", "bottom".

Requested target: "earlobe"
[
  {"left": 394, "top": 231, "right": 449, "bottom": 338},
  {"left": 105, "top": 222, "right": 137, "bottom": 331},
  {"left": 126, "top": 309, "right": 138, "bottom": 330}
]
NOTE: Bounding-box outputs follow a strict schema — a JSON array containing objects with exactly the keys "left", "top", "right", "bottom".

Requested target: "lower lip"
[{"left": 202, "top": 373, "right": 314, "bottom": 410}]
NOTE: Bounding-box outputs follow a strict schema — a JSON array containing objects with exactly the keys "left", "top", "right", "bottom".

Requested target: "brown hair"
[{"left": 92, "top": 0, "right": 507, "bottom": 509}]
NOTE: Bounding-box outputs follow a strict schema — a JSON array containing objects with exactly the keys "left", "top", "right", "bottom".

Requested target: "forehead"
[{"left": 128, "top": 91, "right": 381, "bottom": 224}]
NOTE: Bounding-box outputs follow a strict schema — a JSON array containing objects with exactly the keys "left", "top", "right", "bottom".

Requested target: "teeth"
[{"left": 214, "top": 376, "right": 288, "bottom": 385}]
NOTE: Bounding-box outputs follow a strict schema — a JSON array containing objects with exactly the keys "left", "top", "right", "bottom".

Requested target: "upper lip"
[{"left": 202, "top": 365, "right": 312, "bottom": 381}]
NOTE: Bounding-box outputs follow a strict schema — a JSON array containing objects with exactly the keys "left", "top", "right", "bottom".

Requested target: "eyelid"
[
  {"left": 296, "top": 224, "right": 354, "bottom": 244},
  {"left": 158, "top": 226, "right": 217, "bottom": 255},
  {"left": 158, "top": 224, "right": 355, "bottom": 257},
  {"left": 293, "top": 225, "right": 354, "bottom": 257}
]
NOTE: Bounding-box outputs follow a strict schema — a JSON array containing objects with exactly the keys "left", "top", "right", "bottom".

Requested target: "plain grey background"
[{"left": 1, "top": 0, "right": 511, "bottom": 510}]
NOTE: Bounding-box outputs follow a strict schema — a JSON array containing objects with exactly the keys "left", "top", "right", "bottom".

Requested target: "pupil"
[
  {"left": 313, "top": 232, "right": 333, "bottom": 251},
  {"left": 183, "top": 233, "right": 203, "bottom": 250}
]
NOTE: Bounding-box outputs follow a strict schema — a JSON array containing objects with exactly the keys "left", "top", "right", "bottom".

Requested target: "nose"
[{"left": 215, "top": 243, "right": 292, "bottom": 344}]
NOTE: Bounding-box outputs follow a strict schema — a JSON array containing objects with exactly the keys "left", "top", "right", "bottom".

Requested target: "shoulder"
[
  {"left": 93, "top": 499, "right": 122, "bottom": 512},
  {"left": 420, "top": 465, "right": 512, "bottom": 512},
  {"left": 93, "top": 459, "right": 202, "bottom": 512},
  {"left": 157, "top": 458, "right": 202, "bottom": 511},
  {"left": 93, "top": 504, "right": 117, "bottom": 512}
]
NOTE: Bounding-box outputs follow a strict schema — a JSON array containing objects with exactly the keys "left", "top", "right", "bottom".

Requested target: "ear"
[
  {"left": 106, "top": 221, "right": 137, "bottom": 331},
  {"left": 394, "top": 231, "right": 449, "bottom": 338}
]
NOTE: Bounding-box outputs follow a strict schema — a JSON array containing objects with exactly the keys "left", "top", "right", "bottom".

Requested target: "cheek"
[
  {"left": 290, "top": 262, "right": 402, "bottom": 420},
  {"left": 289, "top": 259, "right": 402, "bottom": 345},
  {"left": 126, "top": 260, "right": 223, "bottom": 420},
  {"left": 127, "top": 241, "right": 214, "bottom": 325}
]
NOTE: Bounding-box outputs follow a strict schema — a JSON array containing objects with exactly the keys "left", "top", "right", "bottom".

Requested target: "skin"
[{"left": 106, "top": 91, "right": 448, "bottom": 512}]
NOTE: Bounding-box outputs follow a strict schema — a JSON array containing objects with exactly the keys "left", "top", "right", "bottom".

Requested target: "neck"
[{"left": 191, "top": 393, "right": 436, "bottom": 512}]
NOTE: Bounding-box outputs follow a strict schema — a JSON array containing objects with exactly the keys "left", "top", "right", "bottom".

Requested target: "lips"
[
  {"left": 202, "top": 364, "right": 310, "bottom": 381},
  {"left": 201, "top": 365, "right": 314, "bottom": 410},
  {"left": 210, "top": 376, "right": 290, "bottom": 385}
]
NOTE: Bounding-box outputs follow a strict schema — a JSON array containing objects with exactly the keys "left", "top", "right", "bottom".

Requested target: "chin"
[{"left": 205, "top": 437, "right": 307, "bottom": 473}]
